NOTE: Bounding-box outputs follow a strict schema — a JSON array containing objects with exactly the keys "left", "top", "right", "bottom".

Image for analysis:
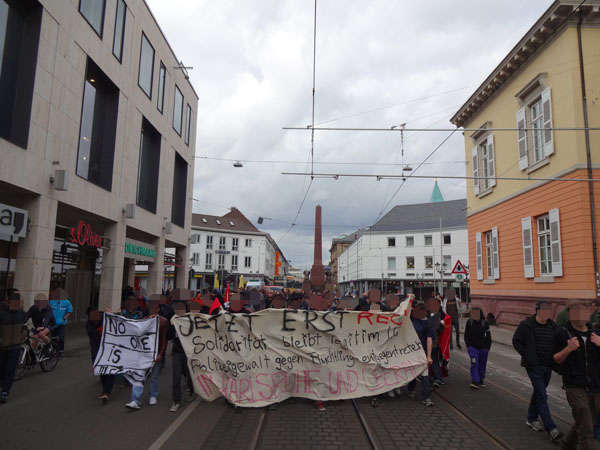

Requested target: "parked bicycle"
[{"left": 14, "top": 327, "right": 60, "bottom": 380}]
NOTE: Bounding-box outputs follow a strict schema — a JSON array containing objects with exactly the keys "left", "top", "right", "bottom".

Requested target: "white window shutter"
[
  {"left": 476, "top": 232, "right": 483, "bottom": 280},
  {"left": 549, "top": 208, "right": 563, "bottom": 276},
  {"left": 517, "top": 107, "right": 528, "bottom": 170},
  {"left": 521, "top": 217, "right": 534, "bottom": 278},
  {"left": 487, "top": 134, "right": 496, "bottom": 188},
  {"left": 492, "top": 226, "right": 500, "bottom": 279},
  {"left": 472, "top": 146, "right": 479, "bottom": 195},
  {"left": 541, "top": 87, "right": 554, "bottom": 157}
]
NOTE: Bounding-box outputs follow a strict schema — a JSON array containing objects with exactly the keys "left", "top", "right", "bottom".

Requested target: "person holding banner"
[
  {"left": 86, "top": 307, "right": 115, "bottom": 404},
  {"left": 125, "top": 299, "right": 168, "bottom": 410},
  {"left": 169, "top": 301, "right": 194, "bottom": 412},
  {"left": 407, "top": 300, "right": 435, "bottom": 407}
]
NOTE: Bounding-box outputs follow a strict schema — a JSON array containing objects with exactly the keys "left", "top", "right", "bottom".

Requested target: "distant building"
[
  {"left": 451, "top": 0, "right": 600, "bottom": 324},
  {"left": 337, "top": 198, "right": 468, "bottom": 299},
  {"left": 188, "top": 208, "right": 288, "bottom": 291},
  {"left": 328, "top": 229, "right": 367, "bottom": 289}
]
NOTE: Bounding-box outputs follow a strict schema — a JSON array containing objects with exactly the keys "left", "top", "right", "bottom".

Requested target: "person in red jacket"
[{"left": 125, "top": 298, "right": 168, "bottom": 410}]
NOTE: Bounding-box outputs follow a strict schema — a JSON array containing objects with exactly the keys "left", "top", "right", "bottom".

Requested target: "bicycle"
[{"left": 14, "top": 327, "right": 60, "bottom": 381}]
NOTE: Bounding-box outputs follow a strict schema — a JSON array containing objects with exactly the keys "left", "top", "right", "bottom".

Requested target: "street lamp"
[{"left": 435, "top": 262, "right": 447, "bottom": 296}]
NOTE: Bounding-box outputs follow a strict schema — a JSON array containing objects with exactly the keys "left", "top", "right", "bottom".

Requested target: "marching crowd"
[{"left": 0, "top": 284, "right": 599, "bottom": 449}]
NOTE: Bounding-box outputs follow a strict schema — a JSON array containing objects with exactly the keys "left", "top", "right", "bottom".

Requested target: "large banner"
[
  {"left": 172, "top": 299, "right": 427, "bottom": 407},
  {"left": 93, "top": 313, "right": 159, "bottom": 387}
]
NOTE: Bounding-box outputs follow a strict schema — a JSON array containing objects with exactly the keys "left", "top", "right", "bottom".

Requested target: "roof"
[
  {"left": 191, "top": 208, "right": 260, "bottom": 233},
  {"left": 369, "top": 199, "right": 467, "bottom": 233},
  {"left": 429, "top": 180, "right": 444, "bottom": 203},
  {"left": 450, "top": 1, "right": 600, "bottom": 127},
  {"left": 332, "top": 229, "right": 368, "bottom": 245}
]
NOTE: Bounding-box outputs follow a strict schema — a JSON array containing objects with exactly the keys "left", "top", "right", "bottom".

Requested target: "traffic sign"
[
  {"left": 451, "top": 260, "right": 467, "bottom": 274},
  {"left": 455, "top": 274, "right": 464, "bottom": 281}
]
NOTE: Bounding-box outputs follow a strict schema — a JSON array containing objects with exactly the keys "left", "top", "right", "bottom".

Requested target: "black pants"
[
  {"left": 172, "top": 352, "right": 193, "bottom": 403},
  {"left": 100, "top": 375, "right": 115, "bottom": 396},
  {"left": 0, "top": 347, "right": 20, "bottom": 394},
  {"left": 452, "top": 317, "right": 460, "bottom": 347}
]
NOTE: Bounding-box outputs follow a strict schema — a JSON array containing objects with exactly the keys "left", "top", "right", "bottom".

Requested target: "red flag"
[
  {"left": 225, "top": 283, "right": 230, "bottom": 303},
  {"left": 208, "top": 297, "right": 222, "bottom": 314}
]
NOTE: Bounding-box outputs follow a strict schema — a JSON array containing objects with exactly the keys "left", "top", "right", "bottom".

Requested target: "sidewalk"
[
  {"left": 63, "top": 322, "right": 92, "bottom": 353},
  {"left": 458, "top": 319, "right": 516, "bottom": 347}
]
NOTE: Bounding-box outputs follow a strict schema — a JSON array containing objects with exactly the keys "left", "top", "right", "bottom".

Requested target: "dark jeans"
[
  {"left": 0, "top": 347, "right": 20, "bottom": 394},
  {"left": 431, "top": 347, "right": 443, "bottom": 381},
  {"left": 563, "top": 388, "right": 600, "bottom": 450},
  {"left": 452, "top": 317, "right": 460, "bottom": 347},
  {"left": 100, "top": 375, "right": 115, "bottom": 396},
  {"left": 526, "top": 365, "right": 556, "bottom": 432},
  {"left": 52, "top": 325, "right": 66, "bottom": 352},
  {"left": 172, "top": 352, "right": 193, "bottom": 403},
  {"left": 467, "top": 347, "right": 488, "bottom": 383},
  {"left": 408, "top": 374, "right": 431, "bottom": 401}
]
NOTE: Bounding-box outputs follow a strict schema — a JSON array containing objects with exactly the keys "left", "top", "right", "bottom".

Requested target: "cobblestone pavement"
[{"left": 200, "top": 404, "right": 262, "bottom": 450}]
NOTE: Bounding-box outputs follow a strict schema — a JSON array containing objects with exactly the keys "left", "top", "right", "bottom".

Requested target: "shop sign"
[
  {"left": 69, "top": 221, "right": 102, "bottom": 248},
  {"left": 0, "top": 202, "right": 28, "bottom": 240},
  {"left": 124, "top": 238, "right": 156, "bottom": 262}
]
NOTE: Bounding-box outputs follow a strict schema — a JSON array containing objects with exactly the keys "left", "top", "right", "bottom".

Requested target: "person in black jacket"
[
  {"left": 0, "top": 293, "right": 26, "bottom": 403},
  {"left": 464, "top": 307, "right": 491, "bottom": 389},
  {"left": 25, "top": 295, "right": 56, "bottom": 351},
  {"left": 552, "top": 302, "right": 600, "bottom": 450},
  {"left": 86, "top": 307, "right": 115, "bottom": 404},
  {"left": 512, "top": 300, "right": 563, "bottom": 441},
  {"left": 169, "top": 301, "right": 194, "bottom": 412}
]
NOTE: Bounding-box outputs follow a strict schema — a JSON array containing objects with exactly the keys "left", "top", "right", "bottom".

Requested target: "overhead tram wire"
[
  {"left": 281, "top": 173, "right": 600, "bottom": 183},
  {"left": 285, "top": 126, "right": 600, "bottom": 132}
]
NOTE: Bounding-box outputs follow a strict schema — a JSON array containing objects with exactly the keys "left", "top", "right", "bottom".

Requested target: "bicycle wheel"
[
  {"left": 40, "top": 343, "right": 59, "bottom": 372},
  {"left": 14, "top": 346, "right": 29, "bottom": 381}
]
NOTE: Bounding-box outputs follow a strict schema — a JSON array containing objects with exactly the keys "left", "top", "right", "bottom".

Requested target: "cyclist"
[
  {"left": 25, "top": 294, "right": 56, "bottom": 352},
  {"left": 0, "top": 292, "right": 26, "bottom": 403}
]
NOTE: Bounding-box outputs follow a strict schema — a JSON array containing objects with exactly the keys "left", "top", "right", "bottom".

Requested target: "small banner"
[
  {"left": 93, "top": 313, "right": 159, "bottom": 387},
  {"left": 172, "top": 299, "right": 427, "bottom": 407}
]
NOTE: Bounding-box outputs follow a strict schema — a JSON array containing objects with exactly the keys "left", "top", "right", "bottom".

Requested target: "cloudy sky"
[{"left": 146, "top": 0, "right": 553, "bottom": 270}]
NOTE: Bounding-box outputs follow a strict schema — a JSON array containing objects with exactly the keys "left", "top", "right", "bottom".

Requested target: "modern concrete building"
[
  {"left": 328, "top": 229, "right": 366, "bottom": 289},
  {"left": 188, "top": 208, "right": 289, "bottom": 292},
  {"left": 337, "top": 199, "right": 469, "bottom": 298},
  {"left": 0, "top": 0, "right": 197, "bottom": 318},
  {"left": 451, "top": 0, "right": 600, "bottom": 325}
]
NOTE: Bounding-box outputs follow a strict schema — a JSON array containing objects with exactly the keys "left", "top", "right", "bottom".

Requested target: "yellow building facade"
[{"left": 451, "top": 1, "right": 600, "bottom": 325}]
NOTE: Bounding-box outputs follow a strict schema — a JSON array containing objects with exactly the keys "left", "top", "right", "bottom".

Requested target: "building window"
[
  {"left": 205, "top": 253, "right": 212, "bottom": 270},
  {"left": 157, "top": 62, "right": 166, "bottom": 113},
  {"left": 76, "top": 58, "right": 119, "bottom": 191},
  {"left": 531, "top": 99, "right": 544, "bottom": 164},
  {"left": 218, "top": 254, "right": 225, "bottom": 270},
  {"left": 171, "top": 152, "right": 187, "bottom": 227},
  {"left": 424, "top": 235, "right": 432, "bottom": 246},
  {"left": 138, "top": 33, "right": 154, "bottom": 98},
  {"left": 406, "top": 236, "right": 414, "bottom": 247},
  {"left": 219, "top": 237, "right": 226, "bottom": 251},
  {"left": 477, "top": 227, "right": 499, "bottom": 281},
  {"left": 537, "top": 214, "right": 552, "bottom": 275},
  {"left": 192, "top": 253, "right": 200, "bottom": 265},
  {"left": 406, "top": 256, "right": 414, "bottom": 269},
  {"left": 79, "top": 0, "right": 105, "bottom": 37},
  {"left": 388, "top": 237, "right": 395, "bottom": 247},
  {"left": 232, "top": 238, "right": 239, "bottom": 251},
  {"left": 443, "top": 234, "right": 451, "bottom": 245},
  {"left": 231, "top": 255, "right": 238, "bottom": 271},
  {"left": 425, "top": 256, "right": 433, "bottom": 269},
  {"left": 173, "top": 85, "right": 183, "bottom": 135},
  {"left": 485, "top": 231, "right": 494, "bottom": 278},
  {"left": 112, "top": 0, "right": 126, "bottom": 62},
  {"left": 244, "top": 256, "right": 251, "bottom": 268},
  {"left": 516, "top": 82, "right": 553, "bottom": 171},
  {"left": 185, "top": 103, "right": 192, "bottom": 145},
  {"left": 387, "top": 257, "right": 396, "bottom": 270},
  {"left": 443, "top": 255, "right": 451, "bottom": 271},
  {"left": 245, "top": 239, "right": 252, "bottom": 247},
  {"left": 0, "top": 0, "right": 42, "bottom": 149},
  {"left": 206, "top": 236, "right": 213, "bottom": 250},
  {"left": 472, "top": 133, "right": 496, "bottom": 195},
  {"left": 136, "top": 117, "right": 161, "bottom": 213}
]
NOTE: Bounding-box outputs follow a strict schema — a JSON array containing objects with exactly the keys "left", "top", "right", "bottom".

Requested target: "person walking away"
[
  {"left": 464, "top": 307, "right": 491, "bottom": 389},
  {"left": 125, "top": 299, "right": 168, "bottom": 410},
  {"left": 443, "top": 292, "right": 462, "bottom": 349},
  {"left": 0, "top": 293, "right": 26, "bottom": 403},
  {"left": 25, "top": 295, "right": 56, "bottom": 351},
  {"left": 553, "top": 302, "right": 600, "bottom": 450},
  {"left": 169, "top": 301, "right": 195, "bottom": 412},
  {"left": 407, "top": 300, "right": 435, "bottom": 407},
  {"left": 49, "top": 289, "right": 73, "bottom": 356},
  {"left": 86, "top": 307, "right": 115, "bottom": 404},
  {"left": 512, "top": 300, "right": 563, "bottom": 441},
  {"left": 426, "top": 298, "right": 445, "bottom": 388}
]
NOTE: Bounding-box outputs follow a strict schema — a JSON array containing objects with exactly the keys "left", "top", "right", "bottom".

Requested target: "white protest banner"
[
  {"left": 172, "top": 299, "right": 428, "bottom": 407},
  {"left": 93, "top": 313, "right": 159, "bottom": 386}
]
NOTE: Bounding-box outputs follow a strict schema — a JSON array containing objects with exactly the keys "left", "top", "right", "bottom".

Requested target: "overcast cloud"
[{"left": 146, "top": 0, "right": 553, "bottom": 270}]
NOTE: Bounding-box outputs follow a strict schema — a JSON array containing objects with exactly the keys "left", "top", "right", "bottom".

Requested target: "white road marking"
[{"left": 147, "top": 398, "right": 201, "bottom": 450}]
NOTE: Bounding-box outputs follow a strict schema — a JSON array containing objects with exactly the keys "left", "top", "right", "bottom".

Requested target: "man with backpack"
[{"left": 512, "top": 300, "right": 563, "bottom": 441}]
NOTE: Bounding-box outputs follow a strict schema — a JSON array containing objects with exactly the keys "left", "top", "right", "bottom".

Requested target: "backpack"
[{"left": 551, "top": 326, "right": 571, "bottom": 377}]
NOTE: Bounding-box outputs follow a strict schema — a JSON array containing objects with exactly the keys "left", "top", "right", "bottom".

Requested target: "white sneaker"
[
  {"left": 125, "top": 401, "right": 140, "bottom": 410},
  {"left": 149, "top": 396, "right": 157, "bottom": 406},
  {"left": 387, "top": 391, "right": 395, "bottom": 398},
  {"left": 170, "top": 402, "right": 180, "bottom": 412}
]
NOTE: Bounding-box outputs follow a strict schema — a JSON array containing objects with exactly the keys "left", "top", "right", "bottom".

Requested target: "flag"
[
  {"left": 208, "top": 296, "right": 222, "bottom": 314},
  {"left": 225, "top": 283, "right": 230, "bottom": 303},
  {"left": 214, "top": 273, "right": 219, "bottom": 290}
]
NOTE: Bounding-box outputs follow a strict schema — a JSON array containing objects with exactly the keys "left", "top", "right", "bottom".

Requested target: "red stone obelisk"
[{"left": 310, "top": 205, "right": 325, "bottom": 290}]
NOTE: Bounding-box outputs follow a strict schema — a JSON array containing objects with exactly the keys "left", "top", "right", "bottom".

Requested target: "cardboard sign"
[
  {"left": 93, "top": 313, "right": 159, "bottom": 387},
  {"left": 172, "top": 299, "right": 427, "bottom": 407}
]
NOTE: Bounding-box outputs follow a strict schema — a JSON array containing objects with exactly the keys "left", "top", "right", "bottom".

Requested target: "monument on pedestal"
[{"left": 310, "top": 205, "right": 325, "bottom": 292}]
